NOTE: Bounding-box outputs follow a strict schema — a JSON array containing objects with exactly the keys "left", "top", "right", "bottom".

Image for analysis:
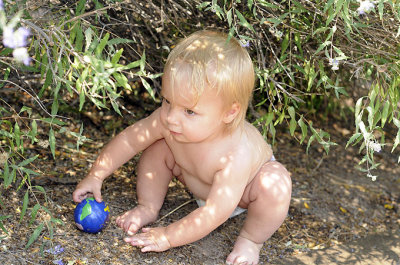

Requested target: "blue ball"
[{"left": 74, "top": 198, "right": 110, "bottom": 233}]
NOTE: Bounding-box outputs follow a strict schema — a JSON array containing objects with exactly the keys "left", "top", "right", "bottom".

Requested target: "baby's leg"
[
  {"left": 227, "top": 161, "right": 291, "bottom": 265},
  {"left": 116, "top": 139, "right": 176, "bottom": 235}
]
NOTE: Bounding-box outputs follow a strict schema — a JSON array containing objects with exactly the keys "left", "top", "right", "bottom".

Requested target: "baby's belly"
[{"left": 180, "top": 173, "right": 212, "bottom": 200}]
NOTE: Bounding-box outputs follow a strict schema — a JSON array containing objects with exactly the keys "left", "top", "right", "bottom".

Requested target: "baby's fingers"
[
  {"left": 72, "top": 190, "right": 90, "bottom": 203},
  {"left": 124, "top": 236, "right": 152, "bottom": 248},
  {"left": 92, "top": 190, "right": 102, "bottom": 202}
]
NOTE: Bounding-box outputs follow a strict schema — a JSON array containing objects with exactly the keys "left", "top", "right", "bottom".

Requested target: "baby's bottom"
[{"left": 226, "top": 159, "right": 292, "bottom": 265}]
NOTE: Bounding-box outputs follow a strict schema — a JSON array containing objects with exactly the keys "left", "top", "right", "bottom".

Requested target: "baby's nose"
[{"left": 167, "top": 108, "right": 179, "bottom": 125}]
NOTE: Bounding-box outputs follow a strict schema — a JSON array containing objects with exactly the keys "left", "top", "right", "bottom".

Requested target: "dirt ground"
[{"left": 0, "top": 101, "right": 399, "bottom": 265}]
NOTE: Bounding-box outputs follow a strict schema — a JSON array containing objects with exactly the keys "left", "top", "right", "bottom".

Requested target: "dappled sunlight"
[
  {"left": 186, "top": 39, "right": 208, "bottom": 50},
  {"left": 145, "top": 172, "right": 154, "bottom": 180},
  {"left": 259, "top": 162, "right": 292, "bottom": 205}
]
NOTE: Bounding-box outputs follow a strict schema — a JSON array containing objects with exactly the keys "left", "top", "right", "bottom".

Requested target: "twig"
[
  {"left": 58, "top": 5, "right": 116, "bottom": 29},
  {"left": 155, "top": 199, "right": 195, "bottom": 223}
]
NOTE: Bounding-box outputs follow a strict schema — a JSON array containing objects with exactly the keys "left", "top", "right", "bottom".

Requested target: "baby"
[{"left": 72, "top": 30, "right": 292, "bottom": 265}]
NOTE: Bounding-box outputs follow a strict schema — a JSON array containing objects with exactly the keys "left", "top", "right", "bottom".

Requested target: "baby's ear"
[{"left": 223, "top": 102, "right": 240, "bottom": 124}]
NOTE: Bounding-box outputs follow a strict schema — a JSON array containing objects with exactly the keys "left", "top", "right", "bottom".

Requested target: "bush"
[{"left": 197, "top": 0, "right": 400, "bottom": 178}]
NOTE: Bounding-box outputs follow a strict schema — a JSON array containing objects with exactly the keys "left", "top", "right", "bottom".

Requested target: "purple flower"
[
  {"left": 329, "top": 58, "right": 339, "bottom": 71},
  {"left": 3, "top": 26, "right": 30, "bottom": 48},
  {"left": 240, "top": 40, "right": 250, "bottom": 48},
  {"left": 0, "top": 0, "right": 3, "bottom": 10},
  {"left": 46, "top": 244, "right": 64, "bottom": 255},
  {"left": 53, "top": 259, "right": 64, "bottom": 265}
]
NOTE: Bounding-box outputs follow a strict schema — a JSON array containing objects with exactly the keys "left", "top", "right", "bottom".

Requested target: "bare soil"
[{"left": 0, "top": 102, "right": 398, "bottom": 264}]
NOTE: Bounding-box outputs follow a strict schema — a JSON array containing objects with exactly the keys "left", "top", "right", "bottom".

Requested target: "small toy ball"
[{"left": 74, "top": 197, "right": 110, "bottom": 233}]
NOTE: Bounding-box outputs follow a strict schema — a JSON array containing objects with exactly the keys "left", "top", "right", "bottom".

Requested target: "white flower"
[
  {"left": 368, "top": 140, "right": 382, "bottom": 152},
  {"left": 12, "top": 47, "right": 31, "bottom": 65},
  {"left": 329, "top": 58, "right": 339, "bottom": 71},
  {"left": 367, "top": 173, "right": 377, "bottom": 181},
  {"left": 2, "top": 26, "right": 30, "bottom": 49},
  {"left": 357, "top": 0, "right": 375, "bottom": 15}
]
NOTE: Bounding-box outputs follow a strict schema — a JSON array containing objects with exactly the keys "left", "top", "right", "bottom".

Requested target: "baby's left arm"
[{"left": 125, "top": 154, "right": 252, "bottom": 251}]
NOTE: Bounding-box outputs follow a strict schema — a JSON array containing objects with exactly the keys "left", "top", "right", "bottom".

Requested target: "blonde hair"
[{"left": 163, "top": 30, "right": 255, "bottom": 131}]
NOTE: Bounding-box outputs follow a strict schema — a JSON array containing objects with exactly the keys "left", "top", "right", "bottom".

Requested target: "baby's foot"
[
  {"left": 226, "top": 236, "right": 263, "bottom": 265},
  {"left": 116, "top": 205, "right": 159, "bottom": 235}
]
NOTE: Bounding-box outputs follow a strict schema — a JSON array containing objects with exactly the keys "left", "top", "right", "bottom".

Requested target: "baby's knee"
[
  {"left": 257, "top": 161, "right": 292, "bottom": 203},
  {"left": 140, "top": 139, "right": 175, "bottom": 167}
]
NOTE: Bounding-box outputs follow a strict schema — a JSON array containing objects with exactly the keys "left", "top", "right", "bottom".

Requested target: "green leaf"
[
  {"left": 111, "top": 100, "right": 122, "bottom": 116},
  {"left": 113, "top": 73, "right": 131, "bottom": 90},
  {"left": 289, "top": 118, "right": 297, "bottom": 136},
  {"left": 381, "top": 101, "right": 390, "bottom": 127},
  {"left": 378, "top": 0, "right": 384, "bottom": 20},
  {"left": 346, "top": 133, "right": 362, "bottom": 148},
  {"left": 306, "top": 134, "right": 316, "bottom": 154},
  {"left": 288, "top": 106, "right": 295, "bottom": 119},
  {"left": 226, "top": 9, "right": 233, "bottom": 26},
  {"left": 123, "top": 60, "right": 141, "bottom": 70},
  {"left": 3, "top": 161, "right": 12, "bottom": 188},
  {"left": 111, "top": 48, "right": 124, "bottom": 64},
  {"left": 298, "top": 116, "right": 307, "bottom": 144},
  {"left": 76, "top": 0, "right": 86, "bottom": 15},
  {"left": 140, "top": 51, "right": 146, "bottom": 72},
  {"left": 40, "top": 118, "right": 65, "bottom": 126},
  {"left": 25, "top": 223, "right": 44, "bottom": 249},
  {"left": 141, "top": 77, "right": 155, "bottom": 100},
  {"left": 95, "top": 33, "right": 110, "bottom": 57},
  {"left": 79, "top": 90, "right": 85, "bottom": 111},
  {"left": 281, "top": 33, "right": 289, "bottom": 56},
  {"left": 84, "top": 27, "right": 94, "bottom": 52},
  {"left": 355, "top": 97, "right": 364, "bottom": 121},
  {"left": 392, "top": 130, "right": 400, "bottom": 153},
  {"left": 14, "top": 122, "right": 21, "bottom": 153},
  {"left": 393, "top": 117, "right": 400, "bottom": 128},
  {"left": 107, "top": 38, "right": 135, "bottom": 46},
  {"left": 40, "top": 69, "right": 53, "bottom": 98},
  {"left": 29, "top": 204, "right": 41, "bottom": 226},
  {"left": 19, "top": 106, "right": 32, "bottom": 116},
  {"left": 269, "top": 122, "right": 276, "bottom": 145},
  {"left": 0, "top": 215, "right": 11, "bottom": 234},
  {"left": 20, "top": 190, "right": 29, "bottom": 223},
  {"left": 18, "top": 155, "right": 39, "bottom": 168},
  {"left": 258, "top": 0, "right": 279, "bottom": 9},
  {"left": 49, "top": 128, "right": 56, "bottom": 159},
  {"left": 264, "top": 112, "right": 274, "bottom": 126},
  {"left": 235, "top": 10, "right": 255, "bottom": 32},
  {"left": 51, "top": 98, "right": 59, "bottom": 116}
]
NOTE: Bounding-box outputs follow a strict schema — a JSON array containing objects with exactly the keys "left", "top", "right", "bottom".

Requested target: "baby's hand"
[
  {"left": 72, "top": 175, "right": 103, "bottom": 203},
  {"left": 124, "top": 227, "right": 171, "bottom": 252}
]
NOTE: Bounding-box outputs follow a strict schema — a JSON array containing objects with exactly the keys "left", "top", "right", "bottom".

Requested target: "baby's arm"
[
  {"left": 125, "top": 153, "right": 251, "bottom": 250},
  {"left": 73, "top": 108, "right": 165, "bottom": 203}
]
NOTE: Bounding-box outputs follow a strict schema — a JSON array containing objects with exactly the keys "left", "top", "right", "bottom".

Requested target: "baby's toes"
[
  {"left": 226, "top": 255, "right": 250, "bottom": 265},
  {"left": 115, "top": 214, "right": 125, "bottom": 227},
  {"left": 124, "top": 221, "right": 140, "bottom": 235}
]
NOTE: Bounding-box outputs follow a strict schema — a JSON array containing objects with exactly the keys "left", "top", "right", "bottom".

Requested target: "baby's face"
[{"left": 160, "top": 74, "right": 230, "bottom": 143}]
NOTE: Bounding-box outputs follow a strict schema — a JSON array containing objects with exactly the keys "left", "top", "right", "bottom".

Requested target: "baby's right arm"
[{"left": 72, "top": 108, "right": 165, "bottom": 203}]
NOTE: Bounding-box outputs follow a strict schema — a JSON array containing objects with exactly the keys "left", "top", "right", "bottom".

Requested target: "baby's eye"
[{"left": 185, "top": 109, "right": 196, "bottom": 116}]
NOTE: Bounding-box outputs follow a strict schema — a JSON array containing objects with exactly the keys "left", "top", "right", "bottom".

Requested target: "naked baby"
[{"left": 72, "top": 30, "right": 292, "bottom": 265}]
